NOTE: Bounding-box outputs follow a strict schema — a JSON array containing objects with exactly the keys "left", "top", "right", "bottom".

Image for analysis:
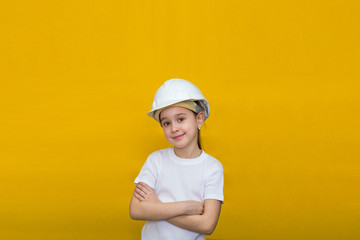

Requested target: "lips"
[{"left": 172, "top": 133, "right": 185, "bottom": 140}]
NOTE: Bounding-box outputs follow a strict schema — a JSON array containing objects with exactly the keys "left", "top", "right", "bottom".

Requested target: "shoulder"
[
  {"left": 148, "top": 148, "right": 171, "bottom": 159},
  {"left": 204, "top": 152, "right": 223, "bottom": 171},
  {"left": 146, "top": 148, "right": 171, "bottom": 165}
]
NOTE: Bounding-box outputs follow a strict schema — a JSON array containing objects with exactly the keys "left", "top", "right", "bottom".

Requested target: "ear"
[{"left": 196, "top": 112, "right": 205, "bottom": 129}]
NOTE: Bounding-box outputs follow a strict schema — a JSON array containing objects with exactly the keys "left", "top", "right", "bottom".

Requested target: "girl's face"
[{"left": 160, "top": 106, "right": 204, "bottom": 151}]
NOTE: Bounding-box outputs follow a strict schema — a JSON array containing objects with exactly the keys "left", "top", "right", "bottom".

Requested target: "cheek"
[
  {"left": 185, "top": 124, "right": 197, "bottom": 135},
  {"left": 163, "top": 128, "right": 171, "bottom": 137},
  {"left": 189, "top": 121, "right": 199, "bottom": 131}
]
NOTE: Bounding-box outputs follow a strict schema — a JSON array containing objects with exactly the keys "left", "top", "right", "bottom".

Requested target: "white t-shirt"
[{"left": 134, "top": 148, "right": 224, "bottom": 240}]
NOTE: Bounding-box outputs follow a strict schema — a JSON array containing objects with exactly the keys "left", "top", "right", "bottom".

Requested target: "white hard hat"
[{"left": 147, "top": 78, "right": 210, "bottom": 122}]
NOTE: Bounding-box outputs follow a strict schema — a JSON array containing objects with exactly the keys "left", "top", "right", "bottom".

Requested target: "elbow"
[
  {"left": 202, "top": 228, "right": 214, "bottom": 236},
  {"left": 129, "top": 205, "right": 143, "bottom": 220},
  {"left": 129, "top": 210, "right": 139, "bottom": 220},
  {"left": 202, "top": 222, "right": 217, "bottom": 235}
]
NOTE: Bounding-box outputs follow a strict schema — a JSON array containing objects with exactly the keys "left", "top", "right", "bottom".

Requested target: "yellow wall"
[{"left": 1, "top": 1, "right": 359, "bottom": 239}]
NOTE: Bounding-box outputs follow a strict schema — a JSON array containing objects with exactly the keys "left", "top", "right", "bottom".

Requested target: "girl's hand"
[
  {"left": 184, "top": 201, "right": 204, "bottom": 215},
  {"left": 134, "top": 182, "right": 204, "bottom": 215},
  {"left": 134, "top": 182, "right": 161, "bottom": 202}
]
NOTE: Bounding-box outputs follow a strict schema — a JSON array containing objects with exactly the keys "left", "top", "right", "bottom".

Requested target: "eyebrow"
[{"left": 160, "top": 113, "right": 187, "bottom": 122}]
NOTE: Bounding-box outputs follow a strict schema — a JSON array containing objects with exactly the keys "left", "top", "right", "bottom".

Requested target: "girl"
[{"left": 129, "top": 78, "right": 224, "bottom": 240}]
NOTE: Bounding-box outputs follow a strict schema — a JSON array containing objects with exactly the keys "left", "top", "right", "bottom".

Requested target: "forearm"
[
  {"left": 130, "top": 202, "right": 185, "bottom": 221},
  {"left": 129, "top": 195, "right": 198, "bottom": 221},
  {"left": 167, "top": 214, "right": 212, "bottom": 235},
  {"left": 167, "top": 199, "right": 221, "bottom": 235}
]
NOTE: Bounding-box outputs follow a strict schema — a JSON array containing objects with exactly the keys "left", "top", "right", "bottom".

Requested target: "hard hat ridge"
[{"left": 148, "top": 78, "right": 210, "bottom": 122}]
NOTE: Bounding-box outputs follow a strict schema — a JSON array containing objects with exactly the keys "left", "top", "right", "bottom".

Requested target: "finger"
[
  {"left": 135, "top": 186, "right": 147, "bottom": 196},
  {"left": 139, "top": 182, "right": 149, "bottom": 187},
  {"left": 139, "top": 182, "right": 151, "bottom": 190},
  {"left": 134, "top": 192, "right": 144, "bottom": 201},
  {"left": 137, "top": 182, "right": 147, "bottom": 189},
  {"left": 137, "top": 183, "right": 150, "bottom": 195},
  {"left": 144, "top": 184, "right": 154, "bottom": 192},
  {"left": 136, "top": 183, "right": 147, "bottom": 192},
  {"left": 138, "top": 182, "right": 146, "bottom": 187},
  {"left": 140, "top": 182, "right": 154, "bottom": 192}
]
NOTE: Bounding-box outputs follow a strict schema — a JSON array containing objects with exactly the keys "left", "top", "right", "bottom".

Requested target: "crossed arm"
[{"left": 129, "top": 182, "right": 222, "bottom": 235}]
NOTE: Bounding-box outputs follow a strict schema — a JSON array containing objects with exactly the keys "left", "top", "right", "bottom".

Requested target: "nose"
[{"left": 171, "top": 122, "right": 179, "bottom": 132}]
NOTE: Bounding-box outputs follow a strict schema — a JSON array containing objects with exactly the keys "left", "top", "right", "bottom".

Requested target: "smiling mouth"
[{"left": 172, "top": 133, "right": 185, "bottom": 140}]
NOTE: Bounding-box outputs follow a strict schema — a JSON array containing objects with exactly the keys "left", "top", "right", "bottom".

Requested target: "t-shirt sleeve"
[
  {"left": 134, "top": 154, "right": 158, "bottom": 190},
  {"left": 204, "top": 160, "right": 224, "bottom": 203}
]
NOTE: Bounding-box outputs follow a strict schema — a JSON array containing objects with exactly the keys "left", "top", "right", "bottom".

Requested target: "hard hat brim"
[{"left": 147, "top": 98, "right": 210, "bottom": 122}]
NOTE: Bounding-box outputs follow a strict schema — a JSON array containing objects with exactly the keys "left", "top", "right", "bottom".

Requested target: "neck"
[{"left": 174, "top": 145, "right": 202, "bottom": 159}]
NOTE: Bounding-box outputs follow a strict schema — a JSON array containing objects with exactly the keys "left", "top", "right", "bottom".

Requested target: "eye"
[
  {"left": 178, "top": 117, "right": 185, "bottom": 122},
  {"left": 162, "top": 121, "right": 170, "bottom": 127}
]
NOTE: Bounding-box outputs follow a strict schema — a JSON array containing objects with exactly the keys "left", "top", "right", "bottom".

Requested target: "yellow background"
[{"left": 1, "top": 1, "right": 359, "bottom": 239}]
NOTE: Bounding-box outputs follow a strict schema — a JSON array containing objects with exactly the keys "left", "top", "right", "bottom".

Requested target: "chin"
[
  {"left": 172, "top": 143, "right": 184, "bottom": 149},
  {"left": 172, "top": 142, "right": 187, "bottom": 149}
]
